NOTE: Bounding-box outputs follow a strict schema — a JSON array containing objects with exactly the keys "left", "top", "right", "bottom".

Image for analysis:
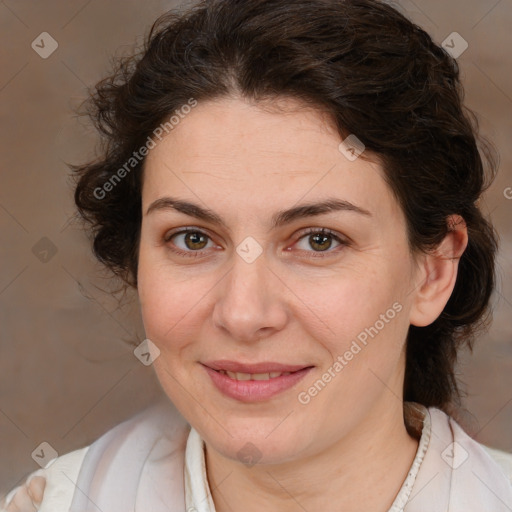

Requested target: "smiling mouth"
[
  {"left": 202, "top": 361, "right": 314, "bottom": 402},
  {"left": 202, "top": 360, "right": 313, "bottom": 375},
  {"left": 217, "top": 370, "right": 294, "bottom": 380}
]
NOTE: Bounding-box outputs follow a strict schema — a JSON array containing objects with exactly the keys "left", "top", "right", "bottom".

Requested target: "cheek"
[
  {"left": 137, "top": 255, "right": 206, "bottom": 351},
  {"left": 301, "top": 269, "right": 396, "bottom": 340},
  {"left": 300, "top": 259, "right": 411, "bottom": 376}
]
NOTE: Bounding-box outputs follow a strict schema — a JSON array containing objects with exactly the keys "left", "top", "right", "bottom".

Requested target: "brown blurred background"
[{"left": 1, "top": 0, "right": 511, "bottom": 496}]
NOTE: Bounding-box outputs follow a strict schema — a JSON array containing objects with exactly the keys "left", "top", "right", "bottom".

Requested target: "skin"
[
  {"left": 136, "top": 95, "right": 468, "bottom": 512},
  {"left": 2, "top": 476, "right": 45, "bottom": 511}
]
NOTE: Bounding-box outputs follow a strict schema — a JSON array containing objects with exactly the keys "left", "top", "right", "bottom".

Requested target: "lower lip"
[{"left": 202, "top": 365, "right": 313, "bottom": 402}]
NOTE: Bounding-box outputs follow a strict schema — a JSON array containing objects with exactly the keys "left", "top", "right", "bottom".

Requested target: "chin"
[{"left": 200, "top": 417, "right": 309, "bottom": 466}]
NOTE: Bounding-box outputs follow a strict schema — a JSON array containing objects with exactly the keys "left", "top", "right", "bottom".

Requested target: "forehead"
[{"left": 141, "top": 96, "right": 399, "bottom": 222}]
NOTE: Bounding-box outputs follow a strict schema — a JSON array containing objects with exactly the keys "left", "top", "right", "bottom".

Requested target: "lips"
[
  {"left": 203, "top": 360, "right": 310, "bottom": 373},
  {"left": 219, "top": 370, "right": 292, "bottom": 380},
  {"left": 201, "top": 360, "right": 314, "bottom": 402}
]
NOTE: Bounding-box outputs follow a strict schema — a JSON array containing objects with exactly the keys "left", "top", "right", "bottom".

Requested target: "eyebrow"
[{"left": 145, "top": 196, "right": 372, "bottom": 229}]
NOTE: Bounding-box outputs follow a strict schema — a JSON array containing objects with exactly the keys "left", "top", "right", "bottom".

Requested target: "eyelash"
[{"left": 163, "top": 227, "right": 350, "bottom": 259}]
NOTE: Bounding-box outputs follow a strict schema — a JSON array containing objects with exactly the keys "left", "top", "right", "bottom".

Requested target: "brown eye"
[
  {"left": 309, "top": 232, "right": 334, "bottom": 251},
  {"left": 182, "top": 231, "right": 209, "bottom": 250},
  {"left": 164, "top": 228, "right": 215, "bottom": 257},
  {"left": 294, "top": 228, "right": 349, "bottom": 255}
]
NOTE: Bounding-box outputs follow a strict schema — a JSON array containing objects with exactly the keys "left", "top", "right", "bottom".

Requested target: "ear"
[{"left": 409, "top": 214, "right": 469, "bottom": 327}]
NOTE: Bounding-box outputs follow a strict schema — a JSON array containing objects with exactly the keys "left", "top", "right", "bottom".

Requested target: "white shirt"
[{"left": 3, "top": 401, "right": 512, "bottom": 511}]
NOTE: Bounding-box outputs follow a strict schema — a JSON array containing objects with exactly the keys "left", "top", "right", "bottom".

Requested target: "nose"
[{"left": 212, "top": 251, "right": 288, "bottom": 344}]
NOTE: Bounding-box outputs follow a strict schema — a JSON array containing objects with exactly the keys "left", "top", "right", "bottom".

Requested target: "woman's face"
[{"left": 138, "top": 96, "right": 421, "bottom": 464}]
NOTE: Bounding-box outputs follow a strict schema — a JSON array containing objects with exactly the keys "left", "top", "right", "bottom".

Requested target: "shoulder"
[
  {"left": 2, "top": 400, "right": 190, "bottom": 511},
  {"left": 418, "top": 406, "right": 512, "bottom": 489},
  {"left": 482, "top": 445, "right": 512, "bottom": 484},
  {"left": 1, "top": 446, "right": 89, "bottom": 512},
  {"left": 437, "top": 407, "right": 512, "bottom": 486}
]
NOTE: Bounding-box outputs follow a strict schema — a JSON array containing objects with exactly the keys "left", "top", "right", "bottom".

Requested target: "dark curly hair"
[{"left": 72, "top": 0, "right": 499, "bottom": 411}]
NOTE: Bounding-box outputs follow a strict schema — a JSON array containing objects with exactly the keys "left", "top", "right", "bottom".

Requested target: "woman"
[{"left": 3, "top": 0, "right": 512, "bottom": 510}]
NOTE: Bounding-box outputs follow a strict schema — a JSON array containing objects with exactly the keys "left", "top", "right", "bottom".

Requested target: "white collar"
[
  {"left": 67, "top": 400, "right": 512, "bottom": 511},
  {"left": 184, "top": 403, "right": 432, "bottom": 512}
]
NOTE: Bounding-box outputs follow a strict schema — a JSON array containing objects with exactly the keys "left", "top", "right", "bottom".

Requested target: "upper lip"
[{"left": 203, "top": 360, "right": 312, "bottom": 373}]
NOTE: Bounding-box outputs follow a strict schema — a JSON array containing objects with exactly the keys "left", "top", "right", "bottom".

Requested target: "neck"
[{"left": 205, "top": 399, "right": 420, "bottom": 512}]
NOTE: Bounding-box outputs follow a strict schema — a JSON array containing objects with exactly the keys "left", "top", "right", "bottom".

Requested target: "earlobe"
[{"left": 409, "top": 215, "right": 469, "bottom": 327}]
